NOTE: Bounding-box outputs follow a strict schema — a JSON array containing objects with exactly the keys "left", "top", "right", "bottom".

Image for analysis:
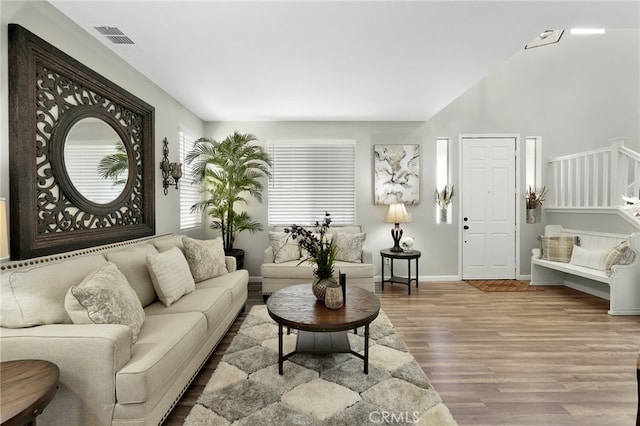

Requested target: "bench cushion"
[{"left": 532, "top": 257, "right": 609, "bottom": 283}]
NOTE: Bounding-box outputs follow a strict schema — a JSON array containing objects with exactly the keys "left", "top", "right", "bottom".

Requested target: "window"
[
  {"left": 436, "top": 137, "right": 452, "bottom": 224},
  {"left": 267, "top": 140, "right": 356, "bottom": 226},
  {"left": 525, "top": 137, "right": 541, "bottom": 191},
  {"left": 179, "top": 131, "right": 202, "bottom": 230}
]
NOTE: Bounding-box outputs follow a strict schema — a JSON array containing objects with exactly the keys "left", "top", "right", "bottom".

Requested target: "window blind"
[
  {"left": 64, "top": 144, "right": 125, "bottom": 204},
  {"left": 267, "top": 140, "right": 356, "bottom": 226},
  {"left": 179, "top": 131, "right": 202, "bottom": 230}
]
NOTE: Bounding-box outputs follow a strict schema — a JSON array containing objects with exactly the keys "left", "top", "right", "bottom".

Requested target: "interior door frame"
[{"left": 457, "top": 134, "right": 522, "bottom": 279}]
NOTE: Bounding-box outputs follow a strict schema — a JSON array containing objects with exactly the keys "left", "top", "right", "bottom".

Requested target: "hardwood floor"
[{"left": 164, "top": 281, "right": 640, "bottom": 425}]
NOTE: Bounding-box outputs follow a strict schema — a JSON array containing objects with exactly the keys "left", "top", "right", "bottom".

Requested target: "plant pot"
[
  {"left": 312, "top": 277, "right": 335, "bottom": 301},
  {"left": 526, "top": 209, "right": 536, "bottom": 224},
  {"left": 324, "top": 282, "right": 344, "bottom": 309},
  {"left": 225, "top": 248, "right": 245, "bottom": 270}
]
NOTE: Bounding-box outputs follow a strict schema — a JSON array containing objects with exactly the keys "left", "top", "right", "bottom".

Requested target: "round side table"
[
  {"left": 0, "top": 360, "right": 59, "bottom": 425},
  {"left": 380, "top": 248, "right": 422, "bottom": 295}
]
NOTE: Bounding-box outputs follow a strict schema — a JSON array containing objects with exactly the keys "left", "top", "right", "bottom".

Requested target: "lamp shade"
[
  {"left": 384, "top": 203, "right": 410, "bottom": 224},
  {"left": 0, "top": 198, "right": 8, "bottom": 259}
]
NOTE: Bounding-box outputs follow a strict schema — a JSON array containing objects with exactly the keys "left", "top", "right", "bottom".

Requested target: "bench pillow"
[
  {"left": 605, "top": 241, "right": 636, "bottom": 276},
  {"left": 539, "top": 235, "right": 579, "bottom": 263},
  {"left": 569, "top": 246, "right": 609, "bottom": 271}
]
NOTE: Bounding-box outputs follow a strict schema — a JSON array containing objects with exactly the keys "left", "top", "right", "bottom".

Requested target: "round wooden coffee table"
[
  {"left": 0, "top": 360, "right": 59, "bottom": 425},
  {"left": 266, "top": 284, "right": 380, "bottom": 375}
]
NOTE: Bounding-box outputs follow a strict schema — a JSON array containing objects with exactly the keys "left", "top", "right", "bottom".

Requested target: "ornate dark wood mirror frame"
[{"left": 8, "top": 24, "right": 155, "bottom": 260}]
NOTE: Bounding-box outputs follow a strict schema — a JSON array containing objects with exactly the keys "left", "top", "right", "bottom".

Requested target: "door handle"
[{"left": 463, "top": 225, "right": 469, "bottom": 230}]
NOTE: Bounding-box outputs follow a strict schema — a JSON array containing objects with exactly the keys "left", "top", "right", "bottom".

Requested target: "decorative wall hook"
[{"left": 160, "top": 137, "right": 182, "bottom": 195}]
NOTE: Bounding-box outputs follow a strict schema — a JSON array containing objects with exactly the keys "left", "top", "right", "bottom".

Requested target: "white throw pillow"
[
  {"left": 64, "top": 262, "right": 145, "bottom": 342},
  {"left": 182, "top": 237, "right": 229, "bottom": 282},
  {"left": 269, "top": 231, "right": 301, "bottom": 263},
  {"left": 569, "top": 245, "right": 609, "bottom": 271},
  {"left": 334, "top": 232, "right": 366, "bottom": 263},
  {"left": 146, "top": 247, "right": 196, "bottom": 306}
]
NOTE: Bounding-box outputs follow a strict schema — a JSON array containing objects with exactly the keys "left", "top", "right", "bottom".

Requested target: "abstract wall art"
[{"left": 374, "top": 144, "right": 420, "bottom": 205}]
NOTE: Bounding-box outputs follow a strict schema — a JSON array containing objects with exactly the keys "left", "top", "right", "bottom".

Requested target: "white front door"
[{"left": 461, "top": 136, "right": 517, "bottom": 279}]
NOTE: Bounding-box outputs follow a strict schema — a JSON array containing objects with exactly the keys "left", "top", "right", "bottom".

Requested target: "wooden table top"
[
  {"left": 1, "top": 360, "right": 59, "bottom": 425},
  {"left": 266, "top": 284, "right": 380, "bottom": 332}
]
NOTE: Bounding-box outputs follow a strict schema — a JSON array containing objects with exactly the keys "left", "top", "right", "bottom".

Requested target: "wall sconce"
[{"left": 160, "top": 137, "right": 182, "bottom": 195}]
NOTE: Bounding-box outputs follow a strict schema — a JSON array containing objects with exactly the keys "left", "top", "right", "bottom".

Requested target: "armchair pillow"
[
  {"left": 334, "top": 232, "right": 366, "bottom": 263},
  {"left": 64, "top": 262, "right": 145, "bottom": 342},
  {"left": 182, "top": 237, "right": 229, "bottom": 281},
  {"left": 269, "top": 231, "right": 301, "bottom": 263},
  {"left": 146, "top": 247, "right": 196, "bottom": 306}
]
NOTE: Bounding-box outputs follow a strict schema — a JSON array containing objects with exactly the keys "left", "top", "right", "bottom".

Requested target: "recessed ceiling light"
[{"left": 570, "top": 28, "right": 606, "bottom": 35}]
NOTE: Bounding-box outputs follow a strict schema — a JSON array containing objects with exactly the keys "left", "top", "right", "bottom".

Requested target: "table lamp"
[{"left": 384, "top": 203, "right": 410, "bottom": 252}]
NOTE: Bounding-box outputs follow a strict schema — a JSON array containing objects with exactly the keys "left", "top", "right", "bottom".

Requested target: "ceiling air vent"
[{"left": 93, "top": 26, "right": 135, "bottom": 45}]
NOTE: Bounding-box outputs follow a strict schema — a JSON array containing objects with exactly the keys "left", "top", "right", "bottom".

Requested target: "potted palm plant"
[{"left": 186, "top": 131, "right": 271, "bottom": 268}]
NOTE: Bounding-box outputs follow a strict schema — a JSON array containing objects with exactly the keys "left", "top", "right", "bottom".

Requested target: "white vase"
[{"left": 526, "top": 209, "right": 536, "bottom": 224}]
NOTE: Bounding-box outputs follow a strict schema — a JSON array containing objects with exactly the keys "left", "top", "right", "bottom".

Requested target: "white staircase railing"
[{"left": 548, "top": 138, "right": 640, "bottom": 209}]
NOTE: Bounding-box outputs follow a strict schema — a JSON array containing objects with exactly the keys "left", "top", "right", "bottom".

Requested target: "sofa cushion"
[
  {"left": 182, "top": 237, "right": 229, "bottom": 282},
  {"left": 269, "top": 231, "right": 301, "bottom": 263},
  {"left": 261, "top": 260, "right": 374, "bottom": 279},
  {"left": 1, "top": 255, "right": 107, "bottom": 328},
  {"left": 146, "top": 247, "right": 195, "bottom": 307},
  {"left": 116, "top": 312, "right": 206, "bottom": 404},
  {"left": 144, "top": 286, "right": 232, "bottom": 331},
  {"left": 65, "top": 262, "right": 145, "bottom": 342},
  {"left": 152, "top": 235, "right": 185, "bottom": 253},
  {"left": 106, "top": 244, "right": 159, "bottom": 307},
  {"left": 196, "top": 269, "right": 249, "bottom": 302},
  {"left": 333, "top": 232, "right": 366, "bottom": 263}
]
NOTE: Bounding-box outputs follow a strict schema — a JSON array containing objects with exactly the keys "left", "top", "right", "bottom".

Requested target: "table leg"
[
  {"left": 364, "top": 323, "right": 370, "bottom": 374},
  {"left": 278, "top": 323, "right": 284, "bottom": 375},
  {"left": 416, "top": 257, "right": 419, "bottom": 289},
  {"left": 381, "top": 256, "right": 385, "bottom": 290},
  {"left": 407, "top": 258, "right": 411, "bottom": 295}
]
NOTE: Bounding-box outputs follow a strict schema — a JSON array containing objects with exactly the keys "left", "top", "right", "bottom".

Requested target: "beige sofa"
[
  {"left": 261, "top": 225, "right": 375, "bottom": 299},
  {"left": 0, "top": 234, "right": 248, "bottom": 426}
]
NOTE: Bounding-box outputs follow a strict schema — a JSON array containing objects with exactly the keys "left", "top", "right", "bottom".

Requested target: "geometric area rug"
[
  {"left": 463, "top": 279, "right": 543, "bottom": 292},
  {"left": 184, "top": 305, "right": 458, "bottom": 425}
]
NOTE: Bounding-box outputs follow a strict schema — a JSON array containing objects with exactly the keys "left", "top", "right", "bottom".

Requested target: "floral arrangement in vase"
[
  {"left": 435, "top": 185, "right": 454, "bottom": 223},
  {"left": 284, "top": 212, "right": 337, "bottom": 301},
  {"left": 525, "top": 186, "right": 548, "bottom": 209}
]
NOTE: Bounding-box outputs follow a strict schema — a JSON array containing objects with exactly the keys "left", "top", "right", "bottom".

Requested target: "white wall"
[
  {"left": 203, "top": 121, "right": 450, "bottom": 280},
  {"left": 207, "top": 30, "right": 639, "bottom": 279},
  {"left": 0, "top": 1, "right": 205, "bottom": 252},
  {"left": 424, "top": 29, "right": 639, "bottom": 275}
]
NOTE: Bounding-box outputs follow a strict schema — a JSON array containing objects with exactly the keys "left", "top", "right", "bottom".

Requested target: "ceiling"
[{"left": 49, "top": 1, "right": 640, "bottom": 122}]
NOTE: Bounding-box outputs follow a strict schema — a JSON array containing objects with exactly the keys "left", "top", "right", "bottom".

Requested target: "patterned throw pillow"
[
  {"left": 569, "top": 245, "right": 609, "bottom": 271},
  {"left": 269, "top": 232, "right": 301, "bottom": 263},
  {"left": 182, "top": 237, "right": 229, "bottom": 282},
  {"left": 604, "top": 241, "right": 635, "bottom": 276},
  {"left": 539, "top": 235, "right": 579, "bottom": 263},
  {"left": 334, "top": 232, "right": 366, "bottom": 263},
  {"left": 146, "top": 247, "right": 196, "bottom": 306},
  {"left": 65, "top": 262, "right": 145, "bottom": 342}
]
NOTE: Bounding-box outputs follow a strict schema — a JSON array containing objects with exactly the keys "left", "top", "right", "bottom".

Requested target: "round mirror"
[{"left": 64, "top": 118, "right": 129, "bottom": 204}]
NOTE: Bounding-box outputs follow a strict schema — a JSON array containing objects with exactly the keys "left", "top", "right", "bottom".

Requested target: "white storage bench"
[{"left": 531, "top": 225, "right": 640, "bottom": 315}]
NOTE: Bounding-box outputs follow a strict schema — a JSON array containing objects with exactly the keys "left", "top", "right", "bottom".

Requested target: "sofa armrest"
[
  {"left": 362, "top": 245, "right": 373, "bottom": 264},
  {"left": 263, "top": 246, "right": 275, "bottom": 264},
  {"left": 0, "top": 324, "right": 132, "bottom": 424},
  {"left": 225, "top": 255, "right": 237, "bottom": 272}
]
